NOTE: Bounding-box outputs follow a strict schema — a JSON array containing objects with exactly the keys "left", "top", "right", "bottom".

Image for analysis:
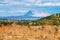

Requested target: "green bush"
[
  {"left": 24, "top": 22, "right": 29, "bottom": 26},
  {"left": 0, "top": 21, "right": 9, "bottom": 26},
  {"left": 16, "top": 21, "right": 30, "bottom": 26},
  {"left": 52, "top": 21, "right": 60, "bottom": 25},
  {"left": 9, "top": 22, "right": 13, "bottom": 25},
  {"left": 31, "top": 22, "right": 39, "bottom": 26},
  {"left": 16, "top": 21, "right": 23, "bottom": 25},
  {"left": 39, "top": 21, "right": 45, "bottom": 25}
]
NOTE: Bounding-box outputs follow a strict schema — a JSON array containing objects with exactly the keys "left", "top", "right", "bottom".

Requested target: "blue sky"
[{"left": 0, "top": 0, "right": 60, "bottom": 17}]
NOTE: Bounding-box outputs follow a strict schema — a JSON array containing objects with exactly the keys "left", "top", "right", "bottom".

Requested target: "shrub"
[
  {"left": 39, "top": 21, "right": 45, "bottom": 25},
  {"left": 16, "top": 21, "right": 30, "bottom": 26},
  {"left": 24, "top": 21, "right": 29, "bottom": 26},
  {"left": 52, "top": 21, "right": 60, "bottom": 25},
  {"left": 9, "top": 22, "right": 13, "bottom": 25},
  {"left": 0, "top": 21, "right": 9, "bottom": 26},
  {"left": 16, "top": 21, "right": 23, "bottom": 25},
  {"left": 31, "top": 22, "right": 39, "bottom": 26}
]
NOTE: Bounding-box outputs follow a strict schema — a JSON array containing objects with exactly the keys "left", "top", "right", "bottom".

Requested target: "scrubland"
[
  {"left": 0, "top": 24, "right": 60, "bottom": 40},
  {"left": 0, "top": 13, "right": 60, "bottom": 40}
]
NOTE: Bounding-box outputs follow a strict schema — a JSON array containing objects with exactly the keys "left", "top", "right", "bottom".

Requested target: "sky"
[{"left": 0, "top": 0, "right": 60, "bottom": 17}]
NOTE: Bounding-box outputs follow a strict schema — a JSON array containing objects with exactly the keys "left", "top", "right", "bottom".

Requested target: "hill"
[
  {"left": 0, "top": 13, "right": 60, "bottom": 26},
  {"left": 36, "top": 13, "right": 60, "bottom": 25},
  {"left": 14, "top": 13, "right": 60, "bottom": 26}
]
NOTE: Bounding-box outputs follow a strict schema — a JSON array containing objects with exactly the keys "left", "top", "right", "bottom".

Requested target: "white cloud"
[
  {"left": 7, "top": 10, "right": 28, "bottom": 13},
  {"left": 43, "top": 2, "right": 60, "bottom": 6},
  {"left": 17, "top": 10, "right": 28, "bottom": 12},
  {"left": 0, "top": 4, "right": 5, "bottom": 6},
  {"left": 6, "top": 0, "right": 22, "bottom": 5},
  {"left": 0, "top": 0, "right": 60, "bottom": 6},
  {"left": 0, "top": 10, "right": 6, "bottom": 12},
  {"left": 34, "top": 2, "right": 60, "bottom": 6},
  {"left": 24, "top": 3, "right": 31, "bottom": 6},
  {"left": 0, "top": 10, "right": 28, "bottom": 13},
  {"left": 25, "top": 0, "right": 35, "bottom": 2},
  {"left": 32, "top": 11, "right": 51, "bottom": 17},
  {"left": 0, "top": 0, "right": 23, "bottom": 6},
  {"left": 2, "top": 0, "right": 32, "bottom": 6}
]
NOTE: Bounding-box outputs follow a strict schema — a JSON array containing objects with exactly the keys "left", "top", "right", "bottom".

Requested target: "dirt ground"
[{"left": 0, "top": 24, "right": 60, "bottom": 40}]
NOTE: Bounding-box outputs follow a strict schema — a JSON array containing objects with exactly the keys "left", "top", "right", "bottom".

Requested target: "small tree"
[
  {"left": 16, "top": 21, "right": 23, "bottom": 25},
  {"left": 0, "top": 21, "right": 9, "bottom": 26},
  {"left": 39, "top": 21, "right": 45, "bottom": 25}
]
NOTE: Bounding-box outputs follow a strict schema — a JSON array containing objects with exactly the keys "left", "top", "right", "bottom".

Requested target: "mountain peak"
[{"left": 24, "top": 11, "right": 33, "bottom": 16}]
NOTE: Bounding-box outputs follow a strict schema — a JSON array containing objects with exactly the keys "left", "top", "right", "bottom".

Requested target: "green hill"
[
  {"left": 35, "top": 13, "right": 60, "bottom": 25},
  {"left": 0, "top": 13, "right": 60, "bottom": 26},
  {"left": 15, "top": 13, "right": 60, "bottom": 26}
]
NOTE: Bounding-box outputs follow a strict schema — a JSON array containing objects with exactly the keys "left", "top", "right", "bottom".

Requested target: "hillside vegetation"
[
  {"left": 0, "top": 13, "right": 60, "bottom": 26},
  {"left": 36, "top": 13, "right": 60, "bottom": 25},
  {"left": 15, "top": 13, "right": 60, "bottom": 26}
]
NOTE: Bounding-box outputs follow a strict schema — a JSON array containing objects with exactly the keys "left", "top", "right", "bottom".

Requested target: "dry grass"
[{"left": 0, "top": 24, "right": 60, "bottom": 40}]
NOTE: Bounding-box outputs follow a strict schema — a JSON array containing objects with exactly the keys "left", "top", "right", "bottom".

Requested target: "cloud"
[
  {"left": 0, "top": 10, "right": 28, "bottom": 16},
  {"left": 0, "top": 0, "right": 22, "bottom": 6},
  {"left": 34, "top": 2, "right": 60, "bottom": 6},
  {"left": 11, "top": 10, "right": 28, "bottom": 13},
  {"left": 0, "top": 9, "right": 28, "bottom": 13},
  {"left": 32, "top": 11, "right": 51, "bottom": 17},
  {"left": 25, "top": 0, "right": 35, "bottom": 3},
  {"left": 19, "top": 10, "right": 28, "bottom": 12},
  {"left": 0, "top": 0, "right": 60, "bottom": 6},
  {"left": 0, "top": 10, "right": 5, "bottom": 12},
  {"left": 7, "top": 10, "right": 28, "bottom": 13},
  {"left": 24, "top": 3, "right": 32, "bottom": 6},
  {"left": 0, "top": 0, "right": 60, "bottom": 17}
]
